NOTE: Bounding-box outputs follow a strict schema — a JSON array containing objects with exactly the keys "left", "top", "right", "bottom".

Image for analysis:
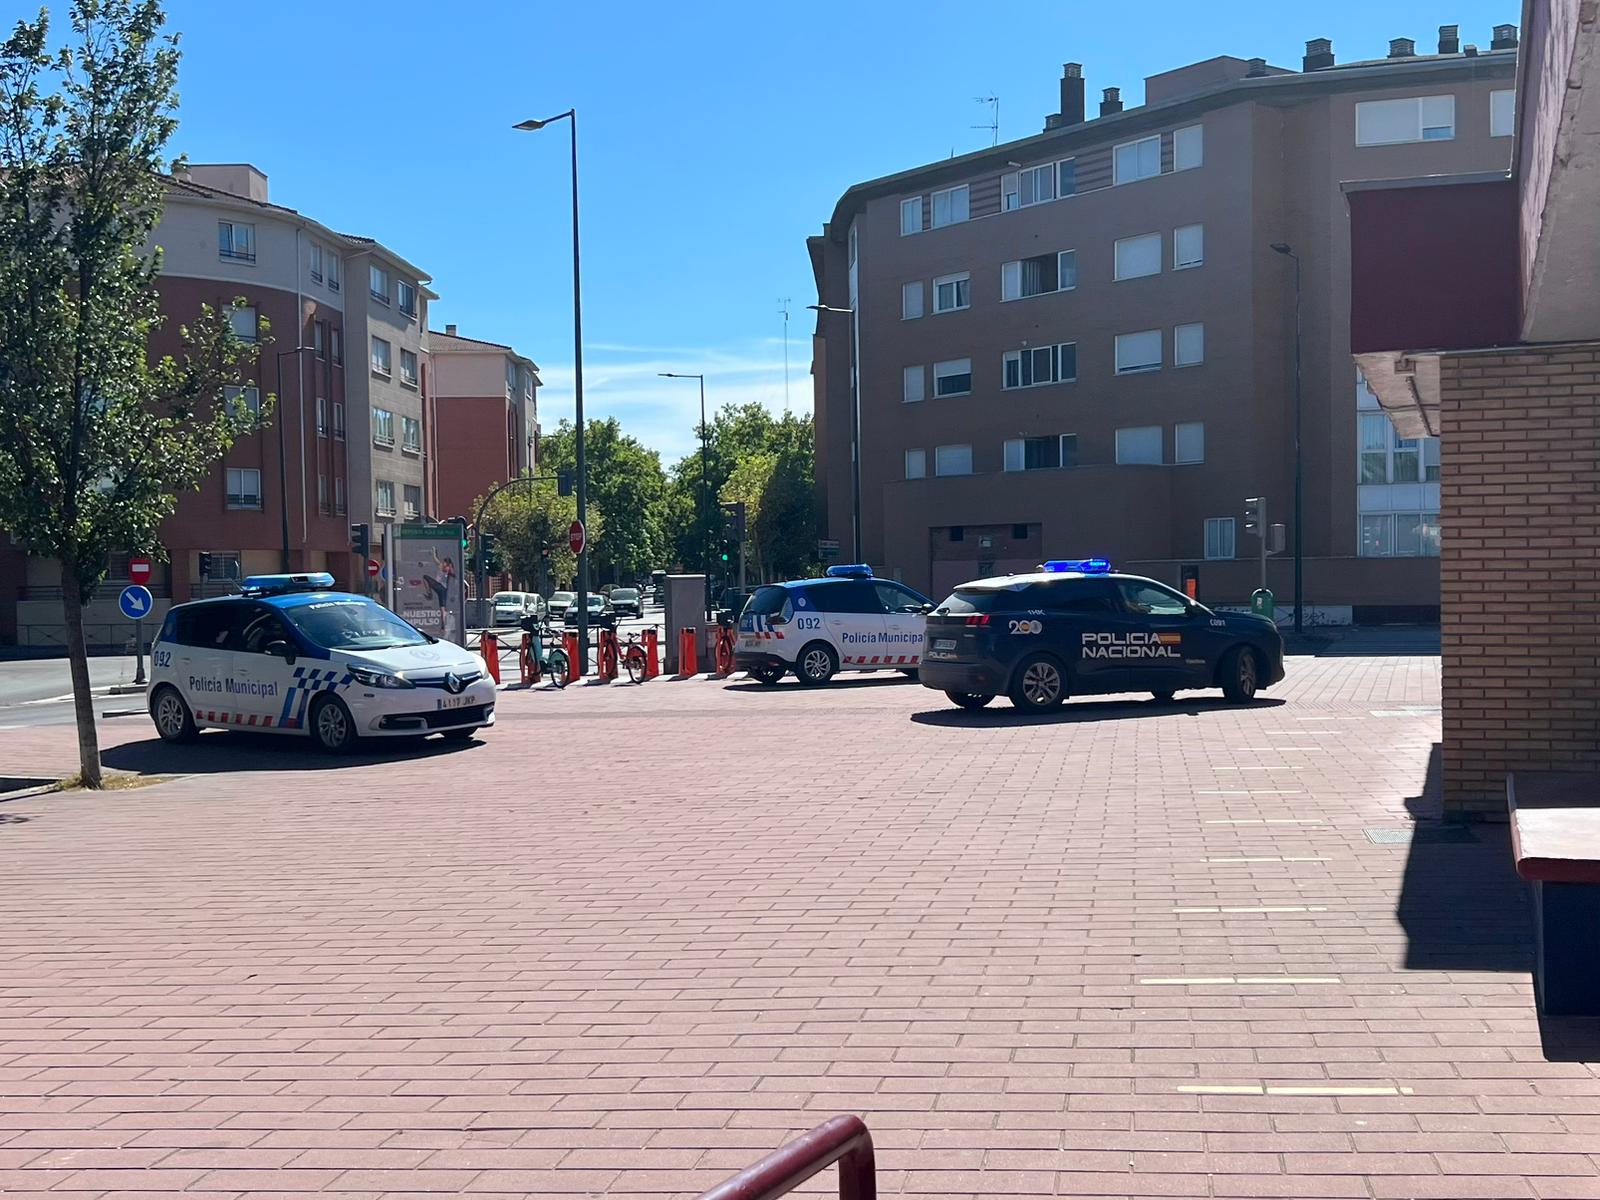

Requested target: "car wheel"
[
  {"left": 750, "top": 663, "right": 784, "bottom": 685},
  {"left": 1009, "top": 654, "right": 1067, "bottom": 712},
  {"left": 946, "top": 691, "right": 994, "bottom": 711},
  {"left": 1151, "top": 689, "right": 1176, "bottom": 703},
  {"left": 150, "top": 684, "right": 198, "bottom": 743},
  {"left": 795, "top": 642, "right": 838, "bottom": 686},
  {"left": 309, "top": 693, "right": 359, "bottom": 754},
  {"left": 1220, "top": 646, "right": 1260, "bottom": 704}
]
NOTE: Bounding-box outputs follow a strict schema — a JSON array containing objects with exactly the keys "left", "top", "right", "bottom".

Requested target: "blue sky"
[{"left": 155, "top": 0, "right": 1513, "bottom": 462}]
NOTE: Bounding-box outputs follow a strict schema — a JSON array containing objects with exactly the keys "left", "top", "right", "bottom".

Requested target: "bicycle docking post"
[
  {"left": 597, "top": 627, "right": 619, "bottom": 683},
  {"left": 481, "top": 631, "right": 501, "bottom": 685},
  {"left": 677, "top": 627, "right": 699, "bottom": 677},
  {"left": 563, "top": 631, "right": 583, "bottom": 680},
  {"left": 644, "top": 628, "right": 660, "bottom": 679},
  {"left": 519, "top": 632, "right": 536, "bottom": 685}
]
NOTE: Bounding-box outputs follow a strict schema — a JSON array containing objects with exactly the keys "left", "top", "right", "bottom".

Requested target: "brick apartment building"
[
  {"left": 428, "top": 325, "right": 541, "bottom": 526},
  {"left": 1348, "top": 0, "right": 1600, "bottom": 815},
  {"left": 809, "top": 24, "right": 1520, "bottom": 617},
  {"left": 0, "top": 164, "right": 436, "bottom": 648}
]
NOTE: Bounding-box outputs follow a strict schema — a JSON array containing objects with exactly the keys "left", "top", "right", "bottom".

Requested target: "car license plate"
[
  {"left": 933, "top": 638, "right": 957, "bottom": 651},
  {"left": 435, "top": 694, "right": 478, "bottom": 710}
]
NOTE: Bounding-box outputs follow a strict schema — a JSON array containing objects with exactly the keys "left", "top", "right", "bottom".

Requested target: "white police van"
[
  {"left": 733, "top": 564, "right": 933, "bottom": 685},
  {"left": 146, "top": 573, "right": 494, "bottom": 753}
]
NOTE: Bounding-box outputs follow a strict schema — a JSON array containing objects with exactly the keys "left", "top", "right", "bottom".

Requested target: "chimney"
[
  {"left": 1490, "top": 23, "right": 1519, "bottom": 49},
  {"left": 1303, "top": 37, "right": 1335, "bottom": 71},
  {"left": 1388, "top": 37, "right": 1416, "bottom": 58},
  {"left": 1245, "top": 56, "right": 1268, "bottom": 77},
  {"left": 1058, "top": 62, "right": 1085, "bottom": 126},
  {"left": 1438, "top": 24, "right": 1460, "bottom": 53},
  {"left": 1464, "top": 43, "right": 1479, "bottom": 56},
  {"left": 1099, "top": 86, "right": 1123, "bottom": 116},
  {"left": 445, "top": 324, "right": 457, "bottom": 336}
]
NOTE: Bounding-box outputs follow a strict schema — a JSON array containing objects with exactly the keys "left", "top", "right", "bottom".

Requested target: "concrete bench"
[{"left": 1507, "top": 771, "right": 1600, "bottom": 1016}]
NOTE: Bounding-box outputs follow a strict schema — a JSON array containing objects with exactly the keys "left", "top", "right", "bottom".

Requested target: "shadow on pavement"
[
  {"left": 910, "top": 695, "right": 1286, "bottom": 727},
  {"left": 722, "top": 675, "right": 919, "bottom": 693},
  {"left": 101, "top": 730, "right": 482, "bottom": 775}
]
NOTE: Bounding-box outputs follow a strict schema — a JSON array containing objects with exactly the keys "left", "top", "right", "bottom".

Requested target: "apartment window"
[
  {"left": 1204, "top": 517, "right": 1236, "bottom": 560},
  {"left": 369, "top": 264, "right": 390, "bottom": 302},
  {"left": 376, "top": 479, "right": 396, "bottom": 518},
  {"left": 933, "top": 272, "right": 970, "bottom": 313},
  {"left": 1175, "top": 421, "right": 1205, "bottom": 464},
  {"left": 1359, "top": 413, "right": 1441, "bottom": 483},
  {"left": 1114, "top": 329, "right": 1162, "bottom": 374},
  {"left": 1113, "top": 135, "right": 1161, "bottom": 184},
  {"left": 326, "top": 255, "right": 340, "bottom": 292},
  {"left": 1491, "top": 89, "right": 1515, "bottom": 137},
  {"left": 1424, "top": 438, "right": 1440, "bottom": 482},
  {"left": 371, "top": 336, "right": 391, "bottom": 376},
  {"left": 1115, "top": 425, "right": 1162, "bottom": 465},
  {"left": 316, "top": 395, "right": 328, "bottom": 437},
  {"left": 1003, "top": 435, "right": 1071, "bottom": 471},
  {"left": 1059, "top": 434, "right": 1079, "bottom": 468},
  {"left": 397, "top": 281, "right": 418, "bottom": 319},
  {"left": 309, "top": 242, "right": 323, "bottom": 282},
  {"left": 1174, "top": 223, "right": 1204, "bottom": 269},
  {"left": 331, "top": 327, "right": 342, "bottom": 364},
  {"left": 1174, "top": 322, "right": 1205, "bottom": 367},
  {"left": 1114, "top": 232, "right": 1162, "bottom": 280},
  {"left": 218, "top": 220, "right": 255, "bottom": 263},
  {"left": 1356, "top": 94, "right": 1455, "bottom": 145},
  {"left": 1001, "top": 250, "right": 1073, "bottom": 300},
  {"left": 1174, "top": 124, "right": 1204, "bottom": 171},
  {"left": 333, "top": 401, "right": 346, "bottom": 440},
  {"left": 1001, "top": 162, "right": 1057, "bottom": 211},
  {"left": 905, "top": 449, "right": 926, "bottom": 479},
  {"left": 225, "top": 467, "right": 262, "bottom": 509},
  {"left": 373, "top": 407, "right": 395, "bottom": 447},
  {"left": 334, "top": 475, "right": 346, "bottom": 514},
  {"left": 222, "top": 385, "right": 260, "bottom": 416},
  {"left": 902, "top": 365, "right": 925, "bottom": 404},
  {"left": 229, "top": 305, "right": 258, "bottom": 341},
  {"left": 934, "top": 444, "right": 973, "bottom": 476},
  {"left": 1057, "top": 158, "right": 1076, "bottom": 197},
  {"left": 1003, "top": 343, "right": 1076, "bottom": 388},
  {"left": 902, "top": 281, "right": 924, "bottom": 320},
  {"left": 933, "top": 358, "right": 972, "bottom": 397},
  {"left": 317, "top": 472, "right": 329, "bottom": 513},
  {"left": 313, "top": 320, "right": 326, "bottom": 357},
  {"left": 1361, "top": 512, "right": 1441, "bottom": 557},
  {"left": 931, "top": 185, "right": 969, "bottom": 227},
  {"left": 403, "top": 484, "right": 422, "bottom": 520},
  {"left": 402, "top": 415, "right": 422, "bottom": 454},
  {"left": 900, "top": 197, "right": 922, "bottom": 235},
  {"left": 400, "top": 348, "right": 419, "bottom": 387}
]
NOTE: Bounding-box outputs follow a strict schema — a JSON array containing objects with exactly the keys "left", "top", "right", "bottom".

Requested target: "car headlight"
[{"left": 349, "top": 666, "right": 414, "bottom": 689}]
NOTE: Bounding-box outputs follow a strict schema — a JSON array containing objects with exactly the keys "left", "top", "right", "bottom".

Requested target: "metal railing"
[{"left": 694, "top": 1116, "right": 875, "bottom": 1200}]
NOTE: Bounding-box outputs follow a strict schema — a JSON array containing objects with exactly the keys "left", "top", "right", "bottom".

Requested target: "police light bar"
[
  {"left": 1041, "top": 558, "right": 1112, "bottom": 574},
  {"left": 824, "top": 563, "right": 873, "bottom": 578},
  {"left": 241, "top": 571, "right": 336, "bottom": 596}
]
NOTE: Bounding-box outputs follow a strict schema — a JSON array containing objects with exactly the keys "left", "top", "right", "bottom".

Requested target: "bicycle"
[
  {"left": 600, "top": 627, "right": 651, "bottom": 684},
  {"left": 519, "top": 617, "right": 570, "bottom": 688},
  {"left": 713, "top": 614, "right": 736, "bottom": 676}
]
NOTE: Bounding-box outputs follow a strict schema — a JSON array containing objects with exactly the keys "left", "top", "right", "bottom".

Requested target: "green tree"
[
  {"left": 478, "top": 478, "right": 602, "bottom": 594},
  {"left": 719, "top": 452, "right": 775, "bottom": 579},
  {"left": 0, "top": 1, "right": 262, "bottom": 787},
  {"left": 539, "top": 417, "right": 665, "bottom": 584}
]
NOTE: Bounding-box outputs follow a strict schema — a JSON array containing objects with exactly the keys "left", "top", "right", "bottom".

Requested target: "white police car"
[
  {"left": 733, "top": 564, "right": 933, "bottom": 685},
  {"left": 146, "top": 573, "right": 494, "bottom": 753}
]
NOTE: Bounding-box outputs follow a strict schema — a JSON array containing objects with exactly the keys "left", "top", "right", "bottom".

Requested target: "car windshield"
[
  {"left": 283, "top": 597, "right": 431, "bottom": 650},
  {"left": 612, "top": 589, "right": 638, "bottom": 601},
  {"left": 492, "top": 592, "right": 523, "bottom": 606},
  {"left": 552, "top": 592, "right": 575, "bottom": 603}
]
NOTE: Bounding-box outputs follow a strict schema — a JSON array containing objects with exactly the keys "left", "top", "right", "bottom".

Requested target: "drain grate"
[{"left": 1365, "top": 824, "right": 1478, "bottom": 846}]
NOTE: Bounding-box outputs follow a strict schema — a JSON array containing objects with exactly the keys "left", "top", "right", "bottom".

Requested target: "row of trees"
[{"left": 478, "top": 405, "right": 817, "bottom": 592}]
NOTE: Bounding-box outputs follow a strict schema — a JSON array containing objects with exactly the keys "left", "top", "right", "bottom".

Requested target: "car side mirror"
[{"left": 264, "top": 640, "right": 296, "bottom": 663}]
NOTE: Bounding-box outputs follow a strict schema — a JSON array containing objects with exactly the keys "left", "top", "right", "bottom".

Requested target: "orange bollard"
[
  {"left": 519, "top": 632, "right": 535, "bottom": 685},
  {"left": 678, "top": 626, "right": 699, "bottom": 676},
  {"left": 564, "top": 631, "right": 582, "bottom": 679},
  {"left": 481, "top": 631, "right": 501, "bottom": 685},
  {"left": 644, "top": 628, "right": 660, "bottom": 679}
]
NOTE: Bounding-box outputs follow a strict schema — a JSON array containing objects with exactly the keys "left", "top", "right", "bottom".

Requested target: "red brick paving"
[{"left": 2, "top": 654, "right": 1599, "bottom": 1198}]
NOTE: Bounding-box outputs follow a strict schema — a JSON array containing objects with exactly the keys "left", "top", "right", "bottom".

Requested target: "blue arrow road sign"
[{"left": 118, "top": 584, "right": 153, "bottom": 620}]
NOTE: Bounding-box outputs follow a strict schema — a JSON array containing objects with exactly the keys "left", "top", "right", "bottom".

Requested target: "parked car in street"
[
  {"left": 491, "top": 591, "right": 543, "bottom": 627},
  {"left": 608, "top": 587, "right": 642, "bottom": 618},
  {"left": 548, "top": 591, "right": 576, "bottom": 619},
  {"left": 562, "top": 594, "right": 610, "bottom": 626}
]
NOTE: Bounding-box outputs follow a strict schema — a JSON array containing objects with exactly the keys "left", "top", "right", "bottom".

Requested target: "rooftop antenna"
[
  {"left": 973, "top": 95, "right": 999, "bottom": 146},
  {"left": 778, "top": 298, "right": 792, "bottom": 412}
]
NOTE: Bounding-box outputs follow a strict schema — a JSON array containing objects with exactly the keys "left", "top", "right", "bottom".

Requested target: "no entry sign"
[
  {"left": 367, "top": 558, "right": 381, "bottom": 578},
  {"left": 569, "top": 520, "right": 586, "bottom": 555},
  {"left": 128, "top": 556, "right": 152, "bottom": 585}
]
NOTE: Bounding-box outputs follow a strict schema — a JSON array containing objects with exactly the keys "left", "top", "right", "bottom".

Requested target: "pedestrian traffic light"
[
  {"left": 1244, "top": 497, "right": 1264, "bottom": 537},
  {"left": 349, "top": 522, "right": 370, "bottom": 558},
  {"left": 452, "top": 519, "right": 470, "bottom": 551},
  {"left": 557, "top": 469, "right": 574, "bottom": 497},
  {"left": 198, "top": 551, "right": 213, "bottom": 579},
  {"left": 479, "top": 532, "right": 501, "bottom": 574},
  {"left": 719, "top": 500, "right": 746, "bottom": 542}
]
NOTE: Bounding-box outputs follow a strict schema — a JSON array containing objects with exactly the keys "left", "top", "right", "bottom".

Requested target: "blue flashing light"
[
  {"left": 1042, "top": 558, "right": 1112, "bottom": 575},
  {"left": 824, "top": 563, "right": 873, "bottom": 579},
  {"left": 241, "top": 571, "right": 336, "bottom": 597}
]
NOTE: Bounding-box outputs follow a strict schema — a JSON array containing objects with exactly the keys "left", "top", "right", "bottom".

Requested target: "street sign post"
[
  {"left": 569, "top": 519, "right": 586, "bottom": 556},
  {"left": 128, "top": 556, "right": 152, "bottom": 585},
  {"left": 118, "top": 584, "right": 154, "bottom": 686}
]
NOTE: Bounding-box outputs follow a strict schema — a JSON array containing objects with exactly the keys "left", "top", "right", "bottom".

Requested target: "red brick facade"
[{"left": 1439, "top": 346, "right": 1600, "bottom": 816}]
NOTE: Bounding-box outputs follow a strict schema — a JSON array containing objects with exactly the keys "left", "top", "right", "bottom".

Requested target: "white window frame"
[
  {"left": 902, "top": 365, "right": 925, "bottom": 404},
  {"left": 372, "top": 407, "right": 395, "bottom": 447},
  {"left": 1490, "top": 89, "right": 1515, "bottom": 138},
  {"left": 403, "top": 484, "right": 422, "bottom": 520},
  {"left": 371, "top": 336, "right": 391, "bottom": 376},
  {"left": 1115, "top": 425, "right": 1163, "bottom": 466},
  {"left": 225, "top": 467, "right": 262, "bottom": 509},
  {"left": 1003, "top": 435, "right": 1070, "bottom": 472},
  {"left": 1356, "top": 94, "right": 1456, "bottom": 145},
  {"left": 932, "top": 358, "right": 973, "bottom": 398},
  {"left": 1113, "top": 135, "right": 1161, "bottom": 184},
  {"left": 1204, "top": 517, "right": 1236, "bottom": 560},
  {"left": 1175, "top": 421, "right": 1205, "bottom": 464},
  {"left": 904, "top": 449, "right": 926, "bottom": 479},
  {"left": 397, "top": 281, "right": 418, "bottom": 319},
  {"left": 401, "top": 415, "right": 422, "bottom": 454},
  {"left": 933, "top": 272, "right": 971, "bottom": 314},
  {"left": 376, "top": 480, "right": 396, "bottom": 518},
  {"left": 400, "top": 348, "right": 419, "bottom": 388},
  {"left": 218, "top": 220, "right": 255, "bottom": 263},
  {"left": 333, "top": 401, "right": 346, "bottom": 441},
  {"left": 1174, "top": 124, "right": 1204, "bottom": 171},
  {"left": 1174, "top": 223, "right": 1204, "bottom": 269},
  {"left": 1174, "top": 322, "right": 1205, "bottom": 367},
  {"left": 1114, "top": 329, "right": 1162, "bottom": 375},
  {"left": 1057, "top": 249, "right": 1078, "bottom": 291},
  {"left": 934, "top": 444, "right": 973, "bottom": 477},
  {"left": 1114, "top": 232, "right": 1163, "bottom": 281},
  {"left": 228, "top": 305, "right": 258, "bottom": 342},
  {"left": 1360, "top": 512, "right": 1442, "bottom": 557},
  {"left": 1001, "top": 251, "right": 1074, "bottom": 301},
  {"left": 222, "top": 385, "right": 260, "bottom": 416},
  {"left": 930, "top": 184, "right": 969, "bottom": 228},
  {"left": 902, "top": 281, "right": 924, "bottom": 320},
  {"left": 309, "top": 242, "right": 324, "bottom": 282},
  {"left": 1059, "top": 434, "right": 1078, "bottom": 468},
  {"left": 1002, "top": 343, "right": 1077, "bottom": 389},
  {"left": 900, "top": 197, "right": 922, "bottom": 236},
  {"left": 326, "top": 254, "right": 341, "bottom": 292},
  {"left": 369, "top": 264, "right": 391, "bottom": 303}
]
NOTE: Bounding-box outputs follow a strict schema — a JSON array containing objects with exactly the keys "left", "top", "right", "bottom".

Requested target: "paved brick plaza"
[{"left": 5, "top": 653, "right": 1600, "bottom": 1199}]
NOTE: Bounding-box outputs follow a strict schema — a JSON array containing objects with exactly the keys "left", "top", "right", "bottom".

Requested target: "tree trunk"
[{"left": 59, "top": 558, "right": 103, "bottom": 788}]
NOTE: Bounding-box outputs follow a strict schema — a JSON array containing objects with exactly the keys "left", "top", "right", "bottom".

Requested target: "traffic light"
[
  {"left": 719, "top": 500, "right": 747, "bottom": 542},
  {"left": 453, "top": 519, "right": 470, "bottom": 552},
  {"left": 349, "top": 522, "right": 370, "bottom": 558},
  {"left": 198, "top": 551, "right": 213, "bottom": 579},
  {"left": 479, "top": 531, "right": 501, "bottom": 574},
  {"left": 1243, "top": 497, "right": 1264, "bottom": 537},
  {"left": 540, "top": 542, "right": 552, "bottom": 561},
  {"left": 557, "top": 469, "right": 574, "bottom": 497}
]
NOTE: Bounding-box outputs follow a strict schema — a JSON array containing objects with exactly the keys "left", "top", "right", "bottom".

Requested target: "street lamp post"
[
  {"left": 274, "top": 346, "right": 311, "bottom": 573},
  {"left": 1271, "top": 242, "right": 1304, "bottom": 635},
  {"left": 659, "top": 372, "right": 710, "bottom": 610},
  {"left": 808, "top": 303, "right": 862, "bottom": 562},
  {"left": 516, "top": 109, "right": 591, "bottom": 661}
]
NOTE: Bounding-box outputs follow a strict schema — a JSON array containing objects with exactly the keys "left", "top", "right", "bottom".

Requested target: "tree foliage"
[
  {"left": 477, "top": 477, "right": 602, "bottom": 593},
  {"left": 0, "top": 0, "right": 262, "bottom": 786},
  {"left": 538, "top": 416, "right": 665, "bottom": 585}
]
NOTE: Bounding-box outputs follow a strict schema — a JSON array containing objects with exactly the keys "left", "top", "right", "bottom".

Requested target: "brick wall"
[{"left": 1439, "top": 345, "right": 1600, "bottom": 817}]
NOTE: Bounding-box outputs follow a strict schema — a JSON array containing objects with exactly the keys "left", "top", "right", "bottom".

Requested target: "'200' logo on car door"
[{"left": 1008, "top": 619, "right": 1042, "bottom": 635}]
